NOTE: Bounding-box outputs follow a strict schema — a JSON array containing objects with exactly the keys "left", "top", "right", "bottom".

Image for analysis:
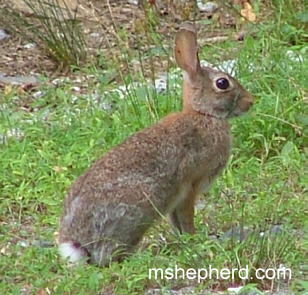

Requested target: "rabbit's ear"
[{"left": 174, "top": 23, "right": 201, "bottom": 79}]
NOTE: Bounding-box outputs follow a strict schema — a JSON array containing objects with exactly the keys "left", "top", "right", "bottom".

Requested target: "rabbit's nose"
[
  {"left": 243, "top": 90, "right": 253, "bottom": 101},
  {"left": 237, "top": 95, "right": 253, "bottom": 113},
  {"left": 246, "top": 97, "right": 254, "bottom": 108}
]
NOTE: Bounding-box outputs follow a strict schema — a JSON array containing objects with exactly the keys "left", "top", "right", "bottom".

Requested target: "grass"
[{"left": 0, "top": 1, "right": 307, "bottom": 294}]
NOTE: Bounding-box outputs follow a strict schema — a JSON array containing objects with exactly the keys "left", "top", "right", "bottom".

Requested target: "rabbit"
[{"left": 58, "top": 22, "right": 253, "bottom": 267}]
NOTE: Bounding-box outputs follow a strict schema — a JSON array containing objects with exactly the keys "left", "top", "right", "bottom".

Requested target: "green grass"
[{"left": 0, "top": 1, "right": 307, "bottom": 294}]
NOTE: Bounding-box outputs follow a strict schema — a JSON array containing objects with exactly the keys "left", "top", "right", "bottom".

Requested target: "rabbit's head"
[{"left": 175, "top": 23, "right": 253, "bottom": 118}]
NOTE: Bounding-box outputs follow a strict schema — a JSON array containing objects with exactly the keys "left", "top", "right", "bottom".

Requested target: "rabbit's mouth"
[
  {"left": 211, "top": 96, "right": 239, "bottom": 119},
  {"left": 229, "top": 95, "right": 254, "bottom": 117}
]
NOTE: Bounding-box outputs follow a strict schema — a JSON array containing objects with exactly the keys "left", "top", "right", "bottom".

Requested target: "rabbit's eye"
[{"left": 216, "top": 78, "right": 230, "bottom": 90}]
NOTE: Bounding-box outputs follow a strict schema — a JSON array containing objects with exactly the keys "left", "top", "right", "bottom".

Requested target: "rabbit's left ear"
[{"left": 174, "top": 23, "right": 201, "bottom": 79}]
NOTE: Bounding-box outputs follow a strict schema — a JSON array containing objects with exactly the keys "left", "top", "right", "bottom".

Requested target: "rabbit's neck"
[
  {"left": 182, "top": 99, "right": 220, "bottom": 120},
  {"left": 182, "top": 80, "right": 220, "bottom": 119}
]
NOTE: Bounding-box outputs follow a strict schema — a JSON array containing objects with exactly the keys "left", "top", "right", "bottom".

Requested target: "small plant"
[{"left": 0, "top": 0, "right": 87, "bottom": 70}]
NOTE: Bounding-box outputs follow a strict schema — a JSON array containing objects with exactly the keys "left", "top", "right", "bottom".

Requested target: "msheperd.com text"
[{"left": 148, "top": 265, "right": 291, "bottom": 283}]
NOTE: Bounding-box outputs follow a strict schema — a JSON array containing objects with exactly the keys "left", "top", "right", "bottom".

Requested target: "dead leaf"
[
  {"left": 240, "top": 2, "right": 256, "bottom": 22},
  {"left": 37, "top": 289, "right": 48, "bottom": 295},
  {"left": 0, "top": 244, "right": 11, "bottom": 255},
  {"left": 20, "top": 284, "right": 32, "bottom": 295},
  {"left": 53, "top": 166, "right": 66, "bottom": 173},
  {"left": 54, "top": 231, "right": 59, "bottom": 244}
]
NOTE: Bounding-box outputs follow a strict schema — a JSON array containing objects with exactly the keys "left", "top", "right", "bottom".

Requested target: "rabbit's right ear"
[{"left": 174, "top": 23, "right": 201, "bottom": 79}]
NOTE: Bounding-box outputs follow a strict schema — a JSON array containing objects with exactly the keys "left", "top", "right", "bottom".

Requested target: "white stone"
[
  {"left": 286, "top": 50, "right": 304, "bottom": 63},
  {"left": 197, "top": 1, "right": 219, "bottom": 13},
  {"left": 0, "top": 29, "right": 10, "bottom": 41},
  {"left": 227, "top": 286, "right": 244, "bottom": 294},
  {"left": 23, "top": 43, "right": 36, "bottom": 49}
]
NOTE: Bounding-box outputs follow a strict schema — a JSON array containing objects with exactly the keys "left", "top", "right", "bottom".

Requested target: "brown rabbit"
[{"left": 58, "top": 23, "right": 253, "bottom": 267}]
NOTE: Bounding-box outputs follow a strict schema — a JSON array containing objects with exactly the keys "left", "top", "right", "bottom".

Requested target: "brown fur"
[{"left": 59, "top": 23, "right": 253, "bottom": 267}]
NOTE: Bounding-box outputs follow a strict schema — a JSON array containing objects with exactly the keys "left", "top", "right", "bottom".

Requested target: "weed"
[{"left": 0, "top": 0, "right": 87, "bottom": 70}]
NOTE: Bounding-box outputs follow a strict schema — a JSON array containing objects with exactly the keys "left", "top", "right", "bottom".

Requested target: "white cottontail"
[{"left": 59, "top": 23, "right": 253, "bottom": 267}]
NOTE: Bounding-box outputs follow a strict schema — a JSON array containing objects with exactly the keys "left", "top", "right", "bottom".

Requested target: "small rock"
[
  {"left": 268, "top": 224, "right": 284, "bottom": 235},
  {"left": 286, "top": 50, "right": 304, "bottom": 63},
  {"left": 90, "top": 32, "right": 100, "bottom": 38},
  {"left": 154, "top": 74, "right": 167, "bottom": 93},
  {"left": 52, "top": 77, "right": 68, "bottom": 85},
  {"left": 112, "top": 88, "right": 125, "bottom": 100},
  {"left": 0, "top": 128, "right": 25, "bottom": 144},
  {"left": 32, "top": 240, "right": 54, "bottom": 248},
  {"left": 128, "top": 0, "right": 138, "bottom": 5},
  {"left": 32, "top": 90, "right": 44, "bottom": 98},
  {"left": 0, "top": 29, "right": 10, "bottom": 41},
  {"left": 169, "top": 71, "right": 181, "bottom": 80},
  {"left": 260, "top": 224, "right": 286, "bottom": 238},
  {"left": 23, "top": 43, "right": 36, "bottom": 49},
  {"left": 73, "top": 78, "right": 82, "bottom": 83},
  {"left": 0, "top": 103, "right": 8, "bottom": 111},
  {"left": 20, "top": 284, "right": 32, "bottom": 295},
  {"left": 208, "top": 234, "right": 219, "bottom": 240},
  {"left": 221, "top": 226, "right": 252, "bottom": 242},
  {"left": 0, "top": 243, "right": 11, "bottom": 255},
  {"left": 195, "top": 199, "right": 206, "bottom": 210},
  {"left": 71, "top": 95, "right": 78, "bottom": 103},
  {"left": 17, "top": 240, "right": 30, "bottom": 248},
  {"left": 197, "top": 1, "right": 219, "bottom": 13},
  {"left": 87, "top": 92, "right": 101, "bottom": 103},
  {"left": 101, "top": 101, "right": 113, "bottom": 111},
  {"left": 72, "top": 86, "right": 81, "bottom": 92},
  {"left": 227, "top": 286, "right": 244, "bottom": 294},
  {"left": 0, "top": 75, "right": 39, "bottom": 86},
  {"left": 117, "top": 85, "right": 128, "bottom": 99},
  {"left": 7, "top": 128, "right": 25, "bottom": 139}
]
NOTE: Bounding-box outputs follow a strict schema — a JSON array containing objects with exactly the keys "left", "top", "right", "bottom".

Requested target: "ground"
[{"left": 0, "top": 1, "right": 307, "bottom": 294}]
